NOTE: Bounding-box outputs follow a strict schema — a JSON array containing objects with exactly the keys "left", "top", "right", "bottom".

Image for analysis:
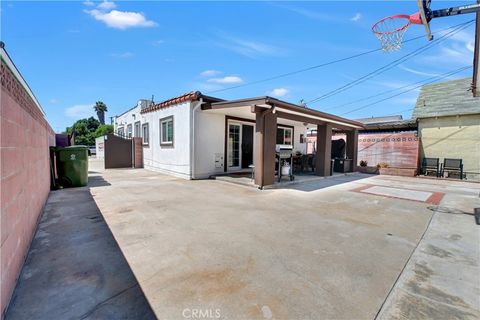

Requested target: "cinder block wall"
[
  {"left": 358, "top": 132, "right": 420, "bottom": 168},
  {"left": 306, "top": 132, "right": 420, "bottom": 170},
  {"left": 1, "top": 57, "right": 55, "bottom": 317}
]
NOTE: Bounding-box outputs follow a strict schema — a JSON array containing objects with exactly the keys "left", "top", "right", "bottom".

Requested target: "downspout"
[{"left": 190, "top": 98, "right": 204, "bottom": 179}]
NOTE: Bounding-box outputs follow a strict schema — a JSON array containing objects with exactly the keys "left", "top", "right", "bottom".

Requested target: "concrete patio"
[{"left": 5, "top": 162, "right": 480, "bottom": 319}]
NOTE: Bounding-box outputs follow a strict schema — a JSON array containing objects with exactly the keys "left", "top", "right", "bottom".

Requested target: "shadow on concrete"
[
  {"left": 5, "top": 184, "right": 155, "bottom": 319},
  {"left": 284, "top": 174, "right": 372, "bottom": 192},
  {"left": 88, "top": 175, "right": 111, "bottom": 188}
]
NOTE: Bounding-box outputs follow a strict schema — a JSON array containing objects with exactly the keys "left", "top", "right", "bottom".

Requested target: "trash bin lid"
[{"left": 61, "top": 145, "right": 88, "bottom": 150}]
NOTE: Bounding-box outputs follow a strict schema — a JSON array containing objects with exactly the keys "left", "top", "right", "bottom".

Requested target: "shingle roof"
[
  {"left": 413, "top": 78, "right": 480, "bottom": 119},
  {"left": 140, "top": 91, "right": 223, "bottom": 114},
  {"left": 355, "top": 115, "right": 403, "bottom": 125}
]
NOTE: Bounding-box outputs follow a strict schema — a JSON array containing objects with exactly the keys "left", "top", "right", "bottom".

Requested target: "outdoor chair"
[
  {"left": 441, "top": 158, "right": 464, "bottom": 180},
  {"left": 303, "top": 154, "right": 316, "bottom": 172},
  {"left": 421, "top": 157, "right": 440, "bottom": 177}
]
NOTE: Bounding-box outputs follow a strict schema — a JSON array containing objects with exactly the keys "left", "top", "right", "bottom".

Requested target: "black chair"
[
  {"left": 422, "top": 157, "right": 440, "bottom": 177},
  {"left": 441, "top": 158, "right": 464, "bottom": 180}
]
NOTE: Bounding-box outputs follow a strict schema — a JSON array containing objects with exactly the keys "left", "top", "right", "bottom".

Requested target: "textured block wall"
[
  {"left": 306, "top": 131, "right": 420, "bottom": 169},
  {"left": 358, "top": 132, "right": 420, "bottom": 168},
  {"left": 1, "top": 59, "right": 55, "bottom": 317}
]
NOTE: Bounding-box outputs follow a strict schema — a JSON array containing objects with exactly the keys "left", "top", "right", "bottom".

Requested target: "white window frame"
[
  {"left": 277, "top": 126, "right": 293, "bottom": 145},
  {"left": 134, "top": 121, "right": 141, "bottom": 137},
  {"left": 160, "top": 116, "right": 174, "bottom": 147},
  {"left": 142, "top": 123, "right": 149, "bottom": 145}
]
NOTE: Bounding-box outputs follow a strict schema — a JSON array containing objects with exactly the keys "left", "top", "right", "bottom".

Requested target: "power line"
[
  {"left": 339, "top": 65, "right": 472, "bottom": 116},
  {"left": 205, "top": 21, "right": 474, "bottom": 95},
  {"left": 323, "top": 66, "right": 471, "bottom": 112},
  {"left": 305, "top": 20, "right": 474, "bottom": 105}
]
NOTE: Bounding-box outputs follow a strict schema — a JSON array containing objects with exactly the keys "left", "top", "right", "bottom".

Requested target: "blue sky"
[{"left": 1, "top": 1, "right": 475, "bottom": 132}]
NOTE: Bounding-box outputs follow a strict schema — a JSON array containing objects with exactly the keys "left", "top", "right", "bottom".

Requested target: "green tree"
[
  {"left": 93, "top": 101, "right": 108, "bottom": 125},
  {"left": 66, "top": 117, "right": 101, "bottom": 146},
  {"left": 94, "top": 124, "right": 113, "bottom": 138}
]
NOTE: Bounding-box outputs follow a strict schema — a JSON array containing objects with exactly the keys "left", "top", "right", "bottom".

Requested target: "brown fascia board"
[
  {"left": 210, "top": 96, "right": 364, "bottom": 129},
  {"left": 264, "top": 96, "right": 365, "bottom": 129},
  {"left": 209, "top": 97, "right": 271, "bottom": 109}
]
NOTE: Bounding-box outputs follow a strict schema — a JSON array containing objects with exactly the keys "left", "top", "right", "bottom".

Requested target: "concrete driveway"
[{"left": 86, "top": 167, "right": 479, "bottom": 320}]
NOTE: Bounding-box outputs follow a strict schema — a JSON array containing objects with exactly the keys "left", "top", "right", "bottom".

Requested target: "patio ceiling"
[{"left": 203, "top": 106, "right": 318, "bottom": 129}]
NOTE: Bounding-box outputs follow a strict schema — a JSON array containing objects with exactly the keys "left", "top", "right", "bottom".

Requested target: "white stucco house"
[{"left": 114, "top": 91, "right": 363, "bottom": 187}]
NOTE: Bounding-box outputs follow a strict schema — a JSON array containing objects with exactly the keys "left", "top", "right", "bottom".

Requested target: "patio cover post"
[
  {"left": 346, "top": 130, "right": 358, "bottom": 172},
  {"left": 315, "top": 124, "right": 332, "bottom": 176},
  {"left": 254, "top": 108, "right": 277, "bottom": 187}
]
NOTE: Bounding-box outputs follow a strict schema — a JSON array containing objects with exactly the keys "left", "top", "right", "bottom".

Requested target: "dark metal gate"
[{"left": 104, "top": 134, "right": 133, "bottom": 169}]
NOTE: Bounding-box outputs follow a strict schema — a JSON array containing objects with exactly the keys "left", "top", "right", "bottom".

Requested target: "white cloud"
[
  {"left": 398, "top": 65, "right": 441, "bottom": 77},
  {"left": 273, "top": 3, "right": 342, "bottom": 23},
  {"left": 110, "top": 52, "right": 134, "bottom": 58},
  {"left": 200, "top": 70, "right": 221, "bottom": 77},
  {"left": 420, "top": 27, "right": 474, "bottom": 66},
  {"left": 83, "top": 0, "right": 95, "bottom": 6},
  {"left": 215, "top": 33, "right": 285, "bottom": 58},
  {"left": 268, "top": 88, "right": 289, "bottom": 97},
  {"left": 85, "top": 9, "right": 157, "bottom": 30},
  {"left": 97, "top": 0, "right": 116, "bottom": 11},
  {"left": 207, "top": 76, "right": 243, "bottom": 84},
  {"left": 350, "top": 13, "right": 362, "bottom": 22},
  {"left": 65, "top": 104, "right": 94, "bottom": 119},
  {"left": 49, "top": 98, "right": 59, "bottom": 104},
  {"left": 151, "top": 39, "right": 165, "bottom": 46}
]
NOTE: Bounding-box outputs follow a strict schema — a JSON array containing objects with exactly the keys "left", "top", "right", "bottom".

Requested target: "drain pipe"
[{"left": 190, "top": 98, "right": 204, "bottom": 179}]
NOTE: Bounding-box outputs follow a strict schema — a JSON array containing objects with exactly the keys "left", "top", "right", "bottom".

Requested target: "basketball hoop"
[{"left": 372, "top": 13, "right": 423, "bottom": 52}]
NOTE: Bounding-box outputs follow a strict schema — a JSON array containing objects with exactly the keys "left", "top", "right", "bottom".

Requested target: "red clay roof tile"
[{"left": 140, "top": 91, "right": 200, "bottom": 114}]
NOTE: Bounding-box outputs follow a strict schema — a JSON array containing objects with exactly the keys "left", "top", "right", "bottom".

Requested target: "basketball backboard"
[{"left": 417, "top": 0, "right": 433, "bottom": 40}]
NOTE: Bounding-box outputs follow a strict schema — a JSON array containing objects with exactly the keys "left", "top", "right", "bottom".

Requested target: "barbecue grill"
[{"left": 276, "top": 145, "right": 294, "bottom": 182}]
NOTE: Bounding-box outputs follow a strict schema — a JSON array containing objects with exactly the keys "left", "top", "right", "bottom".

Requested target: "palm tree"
[{"left": 94, "top": 101, "right": 108, "bottom": 125}]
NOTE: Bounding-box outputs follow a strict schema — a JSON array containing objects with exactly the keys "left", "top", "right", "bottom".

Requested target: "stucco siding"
[
  {"left": 114, "top": 104, "right": 141, "bottom": 138},
  {"left": 193, "top": 110, "right": 225, "bottom": 179},
  {"left": 142, "top": 102, "right": 192, "bottom": 179},
  {"left": 418, "top": 115, "right": 480, "bottom": 179}
]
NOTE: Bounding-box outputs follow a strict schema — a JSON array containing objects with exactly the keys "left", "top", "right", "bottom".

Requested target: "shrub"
[
  {"left": 377, "top": 162, "right": 389, "bottom": 169},
  {"left": 359, "top": 160, "right": 368, "bottom": 167}
]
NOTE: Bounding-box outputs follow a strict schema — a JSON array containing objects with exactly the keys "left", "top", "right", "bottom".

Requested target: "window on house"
[
  {"left": 134, "top": 121, "right": 141, "bottom": 137},
  {"left": 276, "top": 126, "right": 293, "bottom": 145},
  {"left": 117, "top": 127, "right": 124, "bottom": 137},
  {"left": 127, "top": 124, "right": 132, "bottom": 138},
  {"left": 160, "top": 116, "right": 174, "bottom": 146},
  {"left": 142, "top": 123, "right": 149, "bottom": 145}
]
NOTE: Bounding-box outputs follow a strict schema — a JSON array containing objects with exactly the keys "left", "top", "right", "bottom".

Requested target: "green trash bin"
[{"left": 56, "top": 146, "right": 89, "bottom": 187}]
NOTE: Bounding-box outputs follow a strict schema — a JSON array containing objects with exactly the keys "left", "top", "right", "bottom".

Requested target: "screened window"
[
  {"left": 160, "top": 116, "right": 174, "bottom": 146},
  {"left": 134, "top": 121, "right": 141, "bottom": 137},
  {"left": 276, "top": 127, "right": 293, "bottom": 145},
  {"left": 127, "top": 124, "right": 132, "bottom": 138},
  {"left": 142, "top": 123, "right": 149, "bottom": 145},
  {"left": 117, "top": 127, "right": 124, "bottom": 137}
]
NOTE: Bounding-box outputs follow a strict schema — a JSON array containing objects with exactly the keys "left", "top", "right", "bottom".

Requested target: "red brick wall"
[
  {"left": 1, "top": 59, "right": 55, "bottom": 317},
  {"left": 133, "top": 137, "right": 143, "bottom": 168},
  {"left": 358, "top": 132, "right": 420, "bottom": 169}
]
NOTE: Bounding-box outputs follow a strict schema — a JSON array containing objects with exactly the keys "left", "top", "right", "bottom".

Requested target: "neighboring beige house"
[{"left": 413, "top": 78, "right": 480, "bottom": 180}]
